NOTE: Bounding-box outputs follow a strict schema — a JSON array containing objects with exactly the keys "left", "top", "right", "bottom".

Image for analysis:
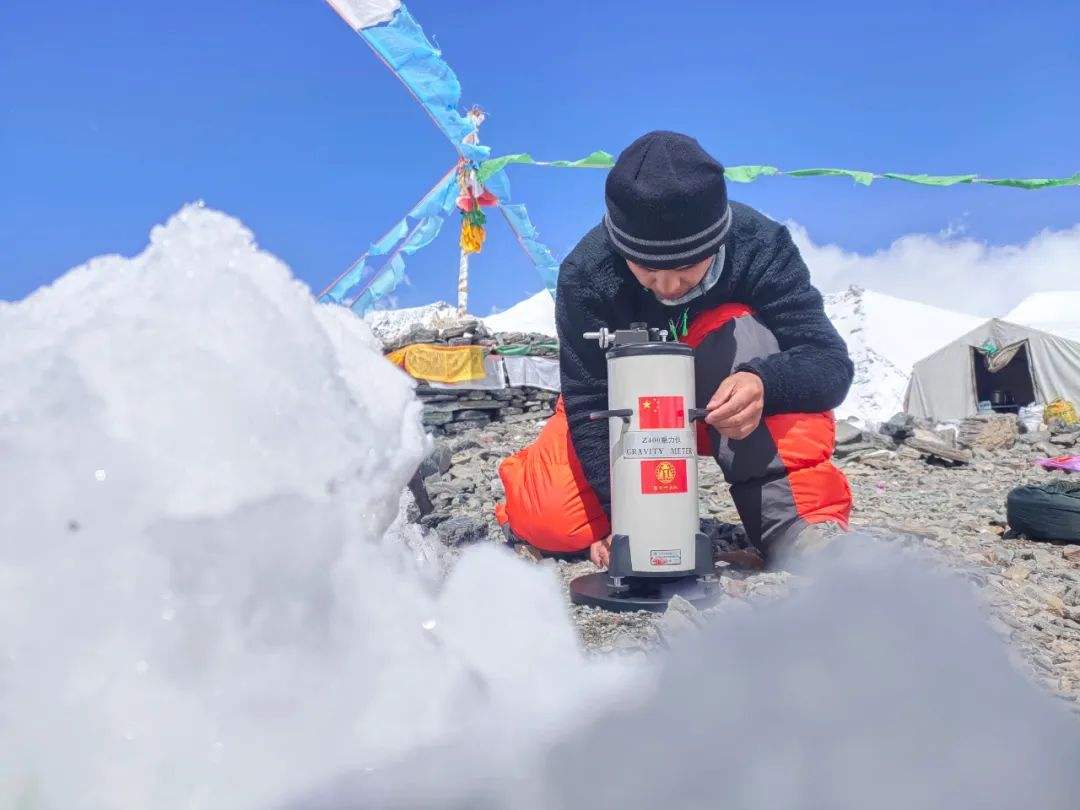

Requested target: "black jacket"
[{"left": 556, "top": 201, "right": 854, "bottom": 515}]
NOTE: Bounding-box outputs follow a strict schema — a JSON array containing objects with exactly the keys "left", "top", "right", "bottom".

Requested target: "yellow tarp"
[
  {"left": 1044, "top": 399, "right": 1079, "bottom": 427},
  {"left": 386, "top": 343, "right": 488, "bottom": 383}
]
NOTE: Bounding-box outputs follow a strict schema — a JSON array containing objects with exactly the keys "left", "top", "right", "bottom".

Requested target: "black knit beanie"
[{"left": 604, "top": 131, "right": 730, "bottom": 269}]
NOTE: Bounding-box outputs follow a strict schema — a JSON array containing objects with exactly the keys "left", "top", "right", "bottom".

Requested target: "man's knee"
[{"left": 685, "top": 305, "right": 852, "bottom": 555}]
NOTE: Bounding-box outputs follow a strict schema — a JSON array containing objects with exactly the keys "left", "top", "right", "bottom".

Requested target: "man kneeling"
[{"left": 497, "top": 131, "right": 853, "bottom": 568}]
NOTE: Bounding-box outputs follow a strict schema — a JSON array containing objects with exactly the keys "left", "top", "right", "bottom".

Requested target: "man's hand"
[
  {"left": 706, "top": 371, "right": 765, "bottom": 440},
  {"left": 589, "top": 535, "right": 612, "bottom": 568}
]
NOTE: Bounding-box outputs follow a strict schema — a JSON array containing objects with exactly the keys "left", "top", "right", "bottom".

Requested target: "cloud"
[{"left": 787, "top": 220, "right": 1080, "bottom": 317}]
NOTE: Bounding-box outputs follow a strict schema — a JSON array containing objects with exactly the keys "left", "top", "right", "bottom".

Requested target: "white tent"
[{"left": 904, "top": 319, "right": 1080, "bottom": 422}]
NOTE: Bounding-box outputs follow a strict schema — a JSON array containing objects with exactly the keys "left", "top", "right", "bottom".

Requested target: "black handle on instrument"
[
  {"left": 589, "top": 409, "right": 633, "bottom": 423},
  {"left": 688, "top": 408, "right": 709, "bottom": 422}
]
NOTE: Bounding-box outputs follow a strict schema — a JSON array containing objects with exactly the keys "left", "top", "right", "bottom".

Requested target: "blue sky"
[{"left": 2, "top": 0, "right": 1078, "bottom": 313}]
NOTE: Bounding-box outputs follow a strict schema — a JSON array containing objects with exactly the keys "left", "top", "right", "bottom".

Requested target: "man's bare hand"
[
  {"left": 589, "top": 535, "right": 612, "bottom": 568},
  {"left": 706, "top": 371, "right": 764, "bottom": 440}
]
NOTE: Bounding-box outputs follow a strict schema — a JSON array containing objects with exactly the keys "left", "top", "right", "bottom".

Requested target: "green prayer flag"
[
  {"left": 476, "top": 153, "right": 535, "bottom": 183},
  {"left": 477, "top": 150, "right": 614, "bottom": 183},
  {"left": 977, "top": 173, "right": 1080, "bottom": 189},
  {"left": 547, "top": 150, "right": 615, "bottom": 170},
  {"left": 477, "top": 151, "right": 1078, "bottom": 193},
  {"left": 725, "top": 165, "right": 780, "bottom": 183},
  {"left": 881, "top": 172, "right": 977, "bottom": 186},
  {"left": 785, "top": 168, "right": 876, "bottom": 186}
]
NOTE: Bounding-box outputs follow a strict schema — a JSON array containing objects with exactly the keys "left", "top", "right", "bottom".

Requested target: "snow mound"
[
  {"left": 825, "top": 286, "right": 984, "bottom": 423},
  {"left": 297, "top": 542, "right": 1080, "bottom": 810},
  {"left": 1005, "top": 290, "right": 1080, "bottom": 342},
  {"left": 0, "top": 204, "right": 614, "bottom": 809},
  {"left": 484, "top": 290, "right": 556, "bottom": 337}
]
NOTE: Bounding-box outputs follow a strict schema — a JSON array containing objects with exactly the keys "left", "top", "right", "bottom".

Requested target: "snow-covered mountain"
[
  {"left": 1005, "top": 291, "right": 1080, "bottom": 342},
  {"left": 824, "top": 286, "right": 984, "bottom": 423},
  {"left": 362, "top": 300, "right": 459, "bottom": 344},
  {"left": 360, "top": 290, "right": 559, "bottom": 344},
  {"left": 483, "top": 290, "right": 556, "bottom": 336}
]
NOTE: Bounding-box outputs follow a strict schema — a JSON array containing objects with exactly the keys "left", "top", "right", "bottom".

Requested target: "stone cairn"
[
  {"left": 380, "top": 317, "right": 559, "bottom": 437},
  {"left": 418, "top": 386, "right": 558, "bottom": 436}
]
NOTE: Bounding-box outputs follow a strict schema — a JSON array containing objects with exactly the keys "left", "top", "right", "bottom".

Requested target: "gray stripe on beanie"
[
  {"left": 604, "top": 201, "right": 731, "bottom": 247},
  {"left": 604, "top": 204, "right": 731, "bottom": 264}
]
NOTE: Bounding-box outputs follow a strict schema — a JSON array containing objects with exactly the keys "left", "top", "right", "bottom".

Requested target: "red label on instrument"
[
  {"left": 640, "top": 459, "right": 688, "bottom": 495},
  {"left": 638, "top": 395, "right": 685, "bottom": 429}
]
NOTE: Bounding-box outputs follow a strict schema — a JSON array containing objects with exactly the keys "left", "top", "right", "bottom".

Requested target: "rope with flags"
[
  {"left": 478, "top": 151, "right": 1080, "bottom": 190},
  {"left": 319, "top": 1, "right": 1077, "bottom": 317}
]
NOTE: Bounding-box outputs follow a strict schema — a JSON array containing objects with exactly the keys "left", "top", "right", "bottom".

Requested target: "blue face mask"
[{"left": 654, "top": 246, "right": 725, "bottom": 306}]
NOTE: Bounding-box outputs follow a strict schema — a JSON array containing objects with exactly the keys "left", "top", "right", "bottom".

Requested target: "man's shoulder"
[
  {"left": 728, "top": 200, "right": 787, "bottom": 247},
  {"left": 558, "top": 222, "right": 625, "bottom": 299}
]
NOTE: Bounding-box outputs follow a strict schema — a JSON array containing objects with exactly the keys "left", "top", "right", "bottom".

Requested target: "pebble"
[
  {"left": 435, "top": 516, "right": 488, "bottom": 546},
  {"left": 1004, "top": 564, "right": 1032, "bottom": 582}
]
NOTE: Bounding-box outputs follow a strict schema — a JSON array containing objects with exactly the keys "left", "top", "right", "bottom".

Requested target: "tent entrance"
[{"left": 972, "top": 341, "right": 1036, "bottom": 414}]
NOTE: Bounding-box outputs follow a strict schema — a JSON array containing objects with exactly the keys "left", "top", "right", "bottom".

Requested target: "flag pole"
[{"left": 456, "top": 107, "right": 486, "bottom": 316}]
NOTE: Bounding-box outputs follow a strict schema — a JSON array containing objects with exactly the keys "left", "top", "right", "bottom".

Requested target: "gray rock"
[
  {"left": 442, "top": 420, "right": 488, "bottom": 435},
  {"left": 1019, "top": 430, "right": 1052, "bottom": 446},
  {"left": 657, "top": 594, "right": 702, "bottom": 637},
  {"left": 455, "top": 410, "right": 495, "bottom": 422},
  {"left": 439, "top": 319, "right": 480, "bottom": 340},
  {"left": 1049, "top": 418, "right": 1079, "bottom": 435},
  {"left": 425, "top": 480, "right": 469, "bottom": 497},
  {"left": 422, "top": 399, "right": 503, "bottom": 413},
  {"left": 502, "top": 409, "right": 554, "bottom": 424},
  {"left": 436, "top": 516, "right": 488, "bottom": 546},
  {"left": 415, "top": 390, "right": 457, "bottom": 402},
  {"left": 449, "top": 437, "right": 481, "bottom": 454},
  {"left": 421, "top": 411, "right": 454, "bottom": 426},
  {"left": 835, "top": 441, "right": 878, "bottom": 459},
  {"left": 835, "top": 420, "right": 864, "bottom": 446},
  {"left": 880, "top": 412, "right": 915, "bottom": 441},
  {"left": 904, "top": 436, "right": 972, "bottom": 464},
  {"left": 418, "top": 442, "right": 453, "bottom": 479},
  {"left": 1050, "top": 432, "right": 1079, "bottom": 447},
  {"left": 419, "top": 512, "right": 451, "bottom": 529}
]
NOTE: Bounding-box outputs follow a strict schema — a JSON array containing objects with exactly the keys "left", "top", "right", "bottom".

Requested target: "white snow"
[
  {"left": 298, "top": 542, "right": 1080, "bottom": 809},
  {"left": 362, "top": 299, "right": 460, "bottom": 344},
  {"left": 824, "top": 286, "right": 985, "bottom": 424},
  {"left": 483, "top": 290, "right": 557, "bottom": 337},
  {"left": 0, "top": 204, "right": 621, "bottom": 809},
  {"left": 1005, "top": 290, "right": 1080, "bottom": 342}
]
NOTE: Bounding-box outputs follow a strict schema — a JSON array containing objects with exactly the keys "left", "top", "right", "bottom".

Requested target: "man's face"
[{"left": 625, "top": 255, "right": 713, "bottom": 301}]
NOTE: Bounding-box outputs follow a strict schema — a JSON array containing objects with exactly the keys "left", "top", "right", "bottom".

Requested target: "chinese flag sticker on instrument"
[
  {"left": 640, "top": 459, "right": 688, "bottom": 494},
  {"left": 638, "top": 396, "right": 685, "bottom": 429}
]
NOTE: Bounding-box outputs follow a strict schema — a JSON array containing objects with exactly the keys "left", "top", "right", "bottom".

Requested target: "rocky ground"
[{"left": 405, "top": 411, "right": 1080, "bottom": 712}]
